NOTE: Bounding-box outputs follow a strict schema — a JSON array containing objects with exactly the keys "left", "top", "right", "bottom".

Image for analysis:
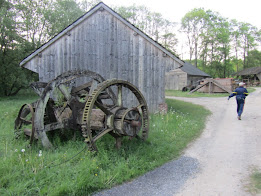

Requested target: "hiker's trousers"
[{"left": 236, "top": 98, "right": 245, "bottom": 117}]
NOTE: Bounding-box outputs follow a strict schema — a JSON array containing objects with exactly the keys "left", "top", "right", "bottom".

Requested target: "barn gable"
[
  {"left": 20, "top": 2, "right": 183, "bottom": 71},
  {"left": 20, "top": 2, "right": 184, "bottom": 112}
]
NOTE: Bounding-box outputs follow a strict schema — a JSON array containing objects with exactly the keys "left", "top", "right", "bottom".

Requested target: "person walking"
[{"left": 228, "top": 82, "right": 249, "bottom": 120}]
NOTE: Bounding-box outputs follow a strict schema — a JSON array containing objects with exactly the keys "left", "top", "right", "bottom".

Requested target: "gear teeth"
[{"left": 81, "top": 79, "right": 149, "bottom": 151}]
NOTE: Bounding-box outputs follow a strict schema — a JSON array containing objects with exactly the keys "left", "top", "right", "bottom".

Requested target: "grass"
[
  {"left": 165, "top": 90, "right": 230, "bottom": 97},
  {"left": 165, "top": 87, "right": 256, "bottom": 98},
  {"left": 247, "top": 168, "right": 261, "bottom": 194},
  {"left": 0, "top": 93, "right": 211, "bottom": 195}
]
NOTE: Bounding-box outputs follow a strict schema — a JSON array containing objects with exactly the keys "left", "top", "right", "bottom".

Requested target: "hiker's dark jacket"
[{"left": 229, "top": 86, "right": 249, "bottom": 99}]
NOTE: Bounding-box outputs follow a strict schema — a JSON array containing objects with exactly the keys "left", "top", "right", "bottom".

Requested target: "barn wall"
[
  {"left": 23, "top": 9, "right": 182, "bottom": 112},
  {"left": 257, "top": 73, "right": 261, "bottom": 81},
  {"left": 198, "top": 78, "right": 233, "bottom": 93},
  {"left": 165, "top": 69, "right": 187, "bottom": 90},
  {"left": 187, "top": 76, "right": 205, "bottom": 86}
]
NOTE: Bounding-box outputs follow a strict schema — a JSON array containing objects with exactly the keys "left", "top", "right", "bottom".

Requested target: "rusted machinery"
[{"left": 14, "top": 70, "right": 149, "bottom": 151}]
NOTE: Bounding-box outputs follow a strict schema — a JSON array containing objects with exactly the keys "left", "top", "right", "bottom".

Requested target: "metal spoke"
[
  {"left": 93, "top": 128, "right": 113, "bottom": 142},
  {"left": 58, "top": 84, "right": 71, "bottom": 101},
  {"left": 94, "top": 101, "right": 112, "bottom": 115},
  {"left": 117, "top": 85, "right": 123, "bottom": 107}
]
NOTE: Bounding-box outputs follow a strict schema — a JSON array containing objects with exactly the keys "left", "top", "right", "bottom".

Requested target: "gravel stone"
[{"left": 93, "top": 156, "right": 200, "bottom": 196}]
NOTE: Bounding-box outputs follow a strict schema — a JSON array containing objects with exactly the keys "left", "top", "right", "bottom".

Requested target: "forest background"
[{"left": 1, "top": 0, "right": 261, "bottom": 96}]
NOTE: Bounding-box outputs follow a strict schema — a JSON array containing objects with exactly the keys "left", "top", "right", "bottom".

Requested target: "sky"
[
  {"left": 101, "top": 0, "right": 261, "bottom": 28},
  {"left": 99, "top": 0, "right": 260, "bottom": 58}
]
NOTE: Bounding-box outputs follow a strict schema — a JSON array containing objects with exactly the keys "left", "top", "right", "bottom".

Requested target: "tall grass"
[{"left": 0, "top": 94, "right": 210, "bottom": 195}]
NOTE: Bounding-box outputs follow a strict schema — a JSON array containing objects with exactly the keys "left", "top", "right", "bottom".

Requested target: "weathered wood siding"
[
  {"left": 187, "top": 76, "right": 204, "bottom": 86},
  {"left": 166, "top": 69, "right": 209, "bottom": 90},
  {"left": 198, "top": 78, "right": 233, "bottom": 93},
  {"left": 22, "top": 7, "right": 182, "bottom": 112},
  {"left": 257, "top": 73, "right": 261, "bottom": 81},
  {"left": 165, "top": 69, "right": 187, "bottom": 90}
]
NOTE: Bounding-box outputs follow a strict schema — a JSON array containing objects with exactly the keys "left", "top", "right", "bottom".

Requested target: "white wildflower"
[{"left": 21, "top": 149, "right": 25, "bottom": 153}]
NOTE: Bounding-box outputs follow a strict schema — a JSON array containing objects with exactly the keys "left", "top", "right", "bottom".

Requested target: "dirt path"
[
  {"left": 167, "top": 87, "right": 261, "bottom": 195},
  {"left": 94, "top": 88, "right": 261, "bottom": 196}
]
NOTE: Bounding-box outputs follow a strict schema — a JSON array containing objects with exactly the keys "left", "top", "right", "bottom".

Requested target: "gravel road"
[{"left": 94, "top": 88, "right": 261, "bottom": 196}]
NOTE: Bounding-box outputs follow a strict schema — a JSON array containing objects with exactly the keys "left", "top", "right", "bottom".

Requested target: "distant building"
[
  {"left": 233, "top": 67, "right": 261, "bottom": 85},
  {"left": 165, "top": 62, "right": 210, "bottom": 90}
]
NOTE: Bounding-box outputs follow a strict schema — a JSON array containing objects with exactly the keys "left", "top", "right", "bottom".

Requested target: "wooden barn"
[
  {"left": 165, "top": 62, "right": 210, "bottom": 90},
  {"left": 233, "top": 67, "right": 261, "bottom": 86},
  {"left": 19, "top": 2, "right": 184, "bottom": 112}
]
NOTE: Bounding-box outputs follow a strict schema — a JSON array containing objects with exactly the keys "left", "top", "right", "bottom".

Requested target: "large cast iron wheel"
[
  {"left": 33, "top": 70, "right": 109, "bottom": 149},
  {"left": 81, "top": 79, "right": 149, "bottom": 151},
  {"left": 14, "top": 103, "right": 36, "bottom": 145}
]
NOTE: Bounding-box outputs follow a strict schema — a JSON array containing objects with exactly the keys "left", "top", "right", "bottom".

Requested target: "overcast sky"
[{"left": 102, "top": 0, "right": 261, "bottom": 28}]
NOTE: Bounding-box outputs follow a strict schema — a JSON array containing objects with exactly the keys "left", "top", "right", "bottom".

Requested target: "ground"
[{"left": 94, "top": 88, "right": 261, "bottom": 196}]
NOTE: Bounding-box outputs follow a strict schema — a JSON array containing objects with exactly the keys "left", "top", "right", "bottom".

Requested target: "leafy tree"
[
  {"left": 0, "top": 0, "right": 89, "bottom": 96},
  {"left": 230, "top": 19, "right": 242, "bottom": 72},
  {"left": 115, "top": 4, "right": 178, "bottom": 54},
  {"left": 246, "top": 49, "right": 261, "bottom": 68},
  {"left": 78, "top": 0, "right": 101, "bottom": 11},
  {"left": 181, "top": 8, "right": 207, "bottom": 67},
  {"left": 0, "top": 0, "right": 34, "bottom": 96},
  {"left": 181, "top": 7, "right": 261, "bottom": 78},
  {"left": 14, "top": 0, "right": 55, "bottom": 49},
  {"left": 238, "top": 22, "right": 259, "bottom": 68},
  {"left": 45, "top": 0, "right": 85, "bottom": 37}
]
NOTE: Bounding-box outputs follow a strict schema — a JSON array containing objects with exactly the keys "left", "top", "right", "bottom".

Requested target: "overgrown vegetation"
[{"left": 0, "top": 95, "right": 210, "bottom": 195}]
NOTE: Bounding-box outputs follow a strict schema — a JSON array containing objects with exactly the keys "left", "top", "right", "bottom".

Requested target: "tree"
[
  {"left": 238, "top": 22, "right": 259, "bottom": 68},
  {"left": 0, "top": 0, "right": 34, "bottom": 96},
  {"left": 115, "top": 4, "right": 178, "bottom": 54},
  {"left": 15, "top": 0, "right": 55, "bottom": 49},
  {"left": 181, "top": 8, "right": 207, "bottom": 67},
  {"left": 181, "top": 7, "right": 261, "bottom": 78},
  {"left": 160, "top": 20, "right": 178, "bottom": 53},
  {"left": 246, "top": 50, "right": 261, "bottom": 68},
  {"left": 0, "top": 0, "right": 87, "bottom": 96},
  {"left": 77, "top": 0, "right": 101, "bottom": 11},
  {"left": 45, "top": 0, "right": 85, "bottom": 37}
]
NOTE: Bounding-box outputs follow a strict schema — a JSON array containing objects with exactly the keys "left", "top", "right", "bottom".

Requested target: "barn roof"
[
  {"left": 181, "top": 62, "right": 210, "bottom": 77},
  {"left": 234, "top": 66, "right": 261, "bottom": 76},
  {"left": 20, "top": 2, "right": 184, "bottom": 67}
]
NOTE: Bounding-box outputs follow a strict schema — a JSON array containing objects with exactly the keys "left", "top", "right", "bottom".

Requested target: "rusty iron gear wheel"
[
  {"left": 14, "top": 103, "right": 36, "bottom": 145},
  {"left": 33, "top": 70, "right": 109, "bottom": 149},
  {"left": 81, "top": 79, "right": 149, "bottom": 151}
]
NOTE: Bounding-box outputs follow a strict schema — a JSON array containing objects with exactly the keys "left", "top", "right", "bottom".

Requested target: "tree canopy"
[{"left": 0, "top": 0, "right": 260, "bottom": 96}]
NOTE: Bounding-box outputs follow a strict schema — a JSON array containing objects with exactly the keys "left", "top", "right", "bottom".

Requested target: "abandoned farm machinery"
[{"left": 14, "top": 70, "right": 149, "bottom": 151}]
